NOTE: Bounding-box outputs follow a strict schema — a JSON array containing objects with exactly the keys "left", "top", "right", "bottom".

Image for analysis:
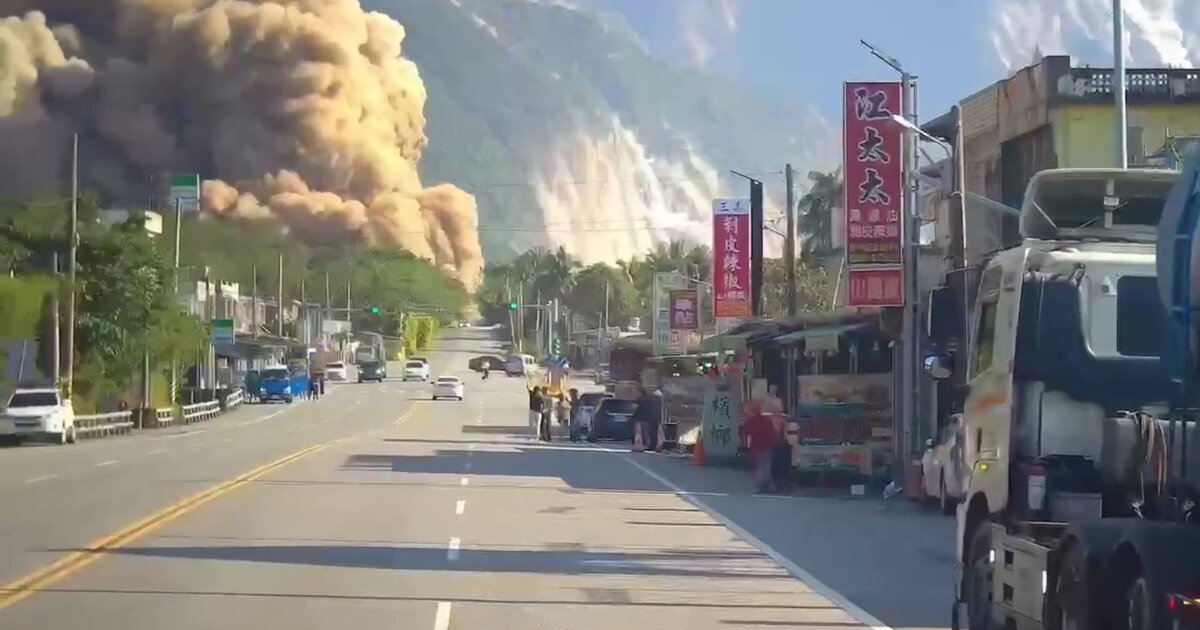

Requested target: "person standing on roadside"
[
  {"left": 538, "top": 389, "right": 554, "bottom": 442},
  {"left": 528, "top": 385, "right": 543, "bottom": 433},
  {"left": 740, "top": 401, "right": 781, "bottom": 493}
]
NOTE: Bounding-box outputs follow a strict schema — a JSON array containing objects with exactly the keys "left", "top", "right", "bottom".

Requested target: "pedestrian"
[
  {"left": 567, "top": 388, "right": 582, "bottom": 442},
  {"left": 528, "top": 385, "right": 543, "bottom": 434},
  {"left": 631, "top": 386, "right": 658, "bottom": 451},
  {"left": 538, "top": 389, "right": 554, "bottom": 442},
  {"left": 739, "top": 400, "right": 782, "bottom": 493},
  {"left": 309, "top": 372, "right": 321, "bottom": 401},
  {"left": 764, "top": 397, "right": 792, "bottom": 492}
]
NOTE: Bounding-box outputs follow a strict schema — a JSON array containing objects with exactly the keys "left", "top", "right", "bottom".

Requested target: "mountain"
[{"left": 367, "top": 0, "right": 834, "bottom": 263}]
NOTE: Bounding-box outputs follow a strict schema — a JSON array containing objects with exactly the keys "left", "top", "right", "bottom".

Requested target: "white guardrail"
[
  {"left": 74, "top": 411, "right": 135, "bottom": 440},
  {"left": 152, "top": 407, "right": 175, "bottom": 427},
  {"left": 181, "top": 400, "right": 221, "bottom": 424},
  {"left": 224, "top": 388, "right": 244, "bottom": 410}
]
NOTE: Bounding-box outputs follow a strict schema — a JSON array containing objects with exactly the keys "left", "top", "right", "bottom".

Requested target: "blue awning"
[{"left": 772, "top": 323, "right": 867, "bottom": 345}]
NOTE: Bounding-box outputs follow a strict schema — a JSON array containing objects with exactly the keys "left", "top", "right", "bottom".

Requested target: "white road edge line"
[
  {"left": 447, "top": 537, "right": 461, "bottom": 561},
  {"left": 460, "top": 477, "right": 469, "bottom": 486},
  {"left": 147, "top": 448, "right": 168, "bottom": 455},
  {"left": 238, "top": 408, "right": 288, "bottom": 427},
  {"left": 433, "top": 601, "right": 452, "bottom": 630},
  {"left": 619, "top": 454, "right": 894, "bottom": 630},
  {"left": 455, "top": 499, "right": 466, "bottom": 515},
  {"left": 95, "top": 460, "right": 118, "bottom": 468},
  {"left": 24, "top": 474, "right": 58, "bottom": 484}
]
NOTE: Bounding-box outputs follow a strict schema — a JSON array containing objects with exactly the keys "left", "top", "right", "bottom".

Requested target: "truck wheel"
[
  {"left": 940, "top": 474, "right": 956, "bottom": 515},
  {"left": 965, "top": 524, "right": 994, "bottom": 630},
  {"left": 66, "top": 425, "right": 77, "bottom": 444}
]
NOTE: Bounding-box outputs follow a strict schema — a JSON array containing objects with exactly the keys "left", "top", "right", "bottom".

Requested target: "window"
[
  {"left": 406, "top": 361, "right": 425, "bottom": 368},
  {"left": 970, "top": 300, "right": 998, "bottom": 379},
  {"left": 7, "top": 392, "right": 59, "bottom": 408},
  {"left": 1117, "top": 275, "right": 1166, "bottom": 357},
  {"left": 262, "top": 369, "right": 290, "bottom": 380}
]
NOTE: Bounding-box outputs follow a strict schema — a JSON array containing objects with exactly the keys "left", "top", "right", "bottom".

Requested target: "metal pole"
[
  {"left": 251, "top": 264, "right": 259, "bottom": 339},
  {"left": 898, "top": 71, "right": 919, "bottom": 484},
  {"left": 64, "top": 133, "right": 78, "bottom": 401},
  {"left": 170, "top": 197, "right": 181, "bottom": 403},
  {"left": 51, "top": 252, "right": 60, "bottom": 385},
  {"left": 1113, "top": 0, "right": 1128, "bottom": 168},
  {"left": 276, "top": 253, "right": 284, "bottom": 338},
  {"left": 785, "top": 163, "right": 797, "bottom": 317},
  {"left": 951, "top": 104, "right": 968, "bottom": 269}
]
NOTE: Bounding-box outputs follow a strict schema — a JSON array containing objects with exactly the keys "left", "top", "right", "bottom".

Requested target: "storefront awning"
[{"left": 771, "top": 323, "right": 867, "bottom": 346}]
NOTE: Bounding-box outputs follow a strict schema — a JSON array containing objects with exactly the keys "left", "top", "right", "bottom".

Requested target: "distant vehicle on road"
[
  {"left": 358, "top": 360, "right": 387, "bottom": 383},
  {"left": 432, "top": 376, "right": 464, "bottom": 401},
  {"left": 468, "top": 355, "right": 506, "bottom": 372},
  {"left": 258, "top": 366, "right": 295, "bottom": 403},
  {"left": 505, "top": 354, "right": 535, "bottom": 377},
  {"left": 0, "top": 387, "right": 76, "bottom": 445},
  {"left": 325, "top": 361, "right": 348, "bottom": 381},
  {"left": 403, "top": 360, "right": 430, "bottom": 382},
  {"left": 587, "top": 397, "right": 637, "bottom": 442}
]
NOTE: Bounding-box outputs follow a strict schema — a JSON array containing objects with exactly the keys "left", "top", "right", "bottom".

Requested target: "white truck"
[{"left": 929, "top": 166, "right": 1200, "bottom": 629}]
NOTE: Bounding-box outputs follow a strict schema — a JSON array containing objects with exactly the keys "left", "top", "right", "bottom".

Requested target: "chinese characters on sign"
[
  {"left": 669, "top": 289, "right": 699, "bottom": 331},
  {"left": 843, "top": 81, "right": 905, "bottom": 307},
  {"left": 712, "top": 199, "right": 751, "bottom": 318},
  {"left": 846, "top": 267, "right": 904, "bottom": 307}
]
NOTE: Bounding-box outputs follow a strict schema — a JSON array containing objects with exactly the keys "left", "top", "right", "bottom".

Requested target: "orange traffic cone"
[
  {"left": 633, "top": 422, "right": 645, "bottom": 452},
  {"left": 691, "top": 435, "right": 705, "bottom": 465}
]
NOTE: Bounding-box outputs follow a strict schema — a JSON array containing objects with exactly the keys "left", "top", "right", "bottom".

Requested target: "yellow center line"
[
  {"left": 393, "top": 401, "right": 424, "bottom": 426},
  {"left": 0, "top": 438, "right": 346, "bottom": 612}
]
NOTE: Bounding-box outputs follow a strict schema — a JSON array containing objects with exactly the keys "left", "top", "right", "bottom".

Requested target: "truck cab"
[{"left": 926, "top": 168, "right": 1200, "bottom": 629}]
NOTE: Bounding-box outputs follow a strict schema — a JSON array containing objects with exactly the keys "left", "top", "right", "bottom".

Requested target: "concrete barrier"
[
  {"left": 222, "top": 388, "right": 244, "bottom": 411},
  {"left": 74, "top": 411, "right": 135, "bottom": 440}
]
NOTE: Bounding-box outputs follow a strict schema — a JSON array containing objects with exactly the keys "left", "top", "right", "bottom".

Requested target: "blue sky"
[{"left": 590, "top": 0, "right": 1200, "bottom": 127}]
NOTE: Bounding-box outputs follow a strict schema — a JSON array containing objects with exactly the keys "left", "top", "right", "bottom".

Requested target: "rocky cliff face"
[{"left": 374, "top": 0, "right": 834, "bottom": 262}]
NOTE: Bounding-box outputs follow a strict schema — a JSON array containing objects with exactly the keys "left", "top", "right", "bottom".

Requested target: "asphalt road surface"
[{"left": 0, "top": 330, "right": 954, "bottom": 629}]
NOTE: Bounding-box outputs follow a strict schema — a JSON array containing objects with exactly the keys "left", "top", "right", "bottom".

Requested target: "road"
[{"left": 0, "top": 330, "right": 954, "bottom": 629}]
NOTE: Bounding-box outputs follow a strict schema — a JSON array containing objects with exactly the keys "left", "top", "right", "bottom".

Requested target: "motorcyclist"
[{"left": 481, "top": 364, "right": 490, "bottom": 379}]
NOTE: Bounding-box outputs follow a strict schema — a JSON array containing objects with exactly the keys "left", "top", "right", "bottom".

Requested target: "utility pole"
[
  {"left": 517, "top": 282, "right": 525, "bottom": 352},
  {"left": 730, "top": 171, "right": 765, "bottom": 316},
  {"left": 861, "top": 39, "right": 918, "bottom": 487},
  {"left": 276, "top": 253, "right": 284, "bottom": 338},
  {"left": 950, "top": 104, "right": 968, "bottom": 269},
  {"left": 51, "top": 253, "right": 60, "bottom": 385},
  {"left": 785, "top": 163, "right": 797, "bottom": 317},
  {"left": 170, "top": 197, "right": 182, "bottom": 402},
  {"left": 1113, "top": 0, "right": 1128, "bottom": 168},
  {"left": 64, "top": 133, "right": 78, "bottom": 400},
  {"left": 251, "top": 264, "right": 259, "bottom": 339}
]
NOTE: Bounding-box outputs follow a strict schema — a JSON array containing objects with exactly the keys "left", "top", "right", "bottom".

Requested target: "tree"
[
  {"left": 564, "top": 262, "right": 637, "bottom": 328},
  {"left": 798, "top": 168, "right": 842, "bottom": 262},
  {"left": 762, "top": 258, "right": 834, "bottom": 316}
]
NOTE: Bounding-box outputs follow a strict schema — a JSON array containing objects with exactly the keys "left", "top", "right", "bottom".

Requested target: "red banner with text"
[
  {"left": 843, "top": 81, "right": 905, "bottom": 307},
  {"left": 712, "top": 199, "right": 751, "bottom": 318}
]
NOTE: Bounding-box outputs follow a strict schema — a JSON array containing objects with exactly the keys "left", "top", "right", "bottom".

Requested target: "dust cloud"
[{"left": 0, "top": 1, "right": 483, "bottom": 289}]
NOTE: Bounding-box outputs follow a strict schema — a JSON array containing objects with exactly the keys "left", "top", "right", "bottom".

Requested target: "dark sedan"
[
  {"left": 358, "top": 361, "right": 387, "bottom": 383},
  {"left": 587, "top": 398, "right": 638, "bottom": 442}
]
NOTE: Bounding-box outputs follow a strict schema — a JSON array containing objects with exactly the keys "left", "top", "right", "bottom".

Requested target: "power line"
[{"left": 458, "top": 170, "right": 785, "bottom": 193}]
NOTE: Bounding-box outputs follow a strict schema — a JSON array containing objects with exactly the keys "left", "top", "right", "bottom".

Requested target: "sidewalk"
[{"left": 620, "top": 449, "right": 957, "bottom": 630}]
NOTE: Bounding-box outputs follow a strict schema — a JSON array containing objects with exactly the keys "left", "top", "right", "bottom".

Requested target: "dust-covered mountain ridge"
[{"left": 372, "top": 0, "right": 833, "bottom": 262}]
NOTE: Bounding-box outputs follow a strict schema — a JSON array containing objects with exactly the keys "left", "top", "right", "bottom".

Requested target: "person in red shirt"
[{"left": 740, "top": 401, "right": 781, "bottom": 493}]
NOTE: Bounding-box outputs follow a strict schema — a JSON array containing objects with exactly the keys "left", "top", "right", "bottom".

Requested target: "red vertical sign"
[
  {"left": 712, "top": 199, "right": 751, "bottom": 318},
  {"left": 843, "top": 81, "right": 905, "bottom": 307}
]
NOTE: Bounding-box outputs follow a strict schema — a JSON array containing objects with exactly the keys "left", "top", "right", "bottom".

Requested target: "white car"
[
  {"left": 1, "top": 387, "right": 76, "bottom": 445},
  {"left": 921, "top": 414, "right": 965, "bottom": 514},
  {"left": 325, "top": 362, "right": 348, "bottom": 381},
  {"left": 431, "top": 376, "right": 464, "bottom": 401},
  {"left": 403, "top": 360, "right": 430, "bottom": 381}
]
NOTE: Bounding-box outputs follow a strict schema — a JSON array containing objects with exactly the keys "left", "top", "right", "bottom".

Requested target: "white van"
[{"left": 505, "top": 354, "right": 536, "bottom": 377}]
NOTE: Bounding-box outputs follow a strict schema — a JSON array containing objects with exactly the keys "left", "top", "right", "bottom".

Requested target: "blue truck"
[{"left": 254, "top": 365, "right": 309, "bottom": 404}]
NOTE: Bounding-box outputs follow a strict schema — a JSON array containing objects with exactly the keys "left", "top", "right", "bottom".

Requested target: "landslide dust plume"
[{"left": 0, "top": 1, "right": 483, "bottom": 289}]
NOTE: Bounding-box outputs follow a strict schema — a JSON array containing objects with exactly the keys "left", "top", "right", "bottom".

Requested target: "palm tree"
[{"left": 797, "top": 168, "right": 842, "bottom": 262}]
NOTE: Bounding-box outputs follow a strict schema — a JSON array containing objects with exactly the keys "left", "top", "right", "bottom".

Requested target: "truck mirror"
[{"left": 923, "top": 354, "right": 954, "bottom": 380}]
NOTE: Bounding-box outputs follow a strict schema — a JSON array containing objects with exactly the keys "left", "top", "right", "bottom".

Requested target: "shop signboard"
[
  {"left": 843, "top": 81, "right": 905, "bottom": 307},
  {"left": 168, "top": 173, "right": 200, "bottom": 213},
  {"left": 669, "top": 289, "right": 698, "bottom": 330},
  {"left": 700, "top": 382, "right": 741, "bottom": 461},
  {"left": 712, "top": 199, "right": 751, "bottom": 318},
  {"left": 653, "top": 272, "right": 688, "bottom": 351},
  {"left": 212, "top": 318, "right": 235, "bottom": 349}
]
